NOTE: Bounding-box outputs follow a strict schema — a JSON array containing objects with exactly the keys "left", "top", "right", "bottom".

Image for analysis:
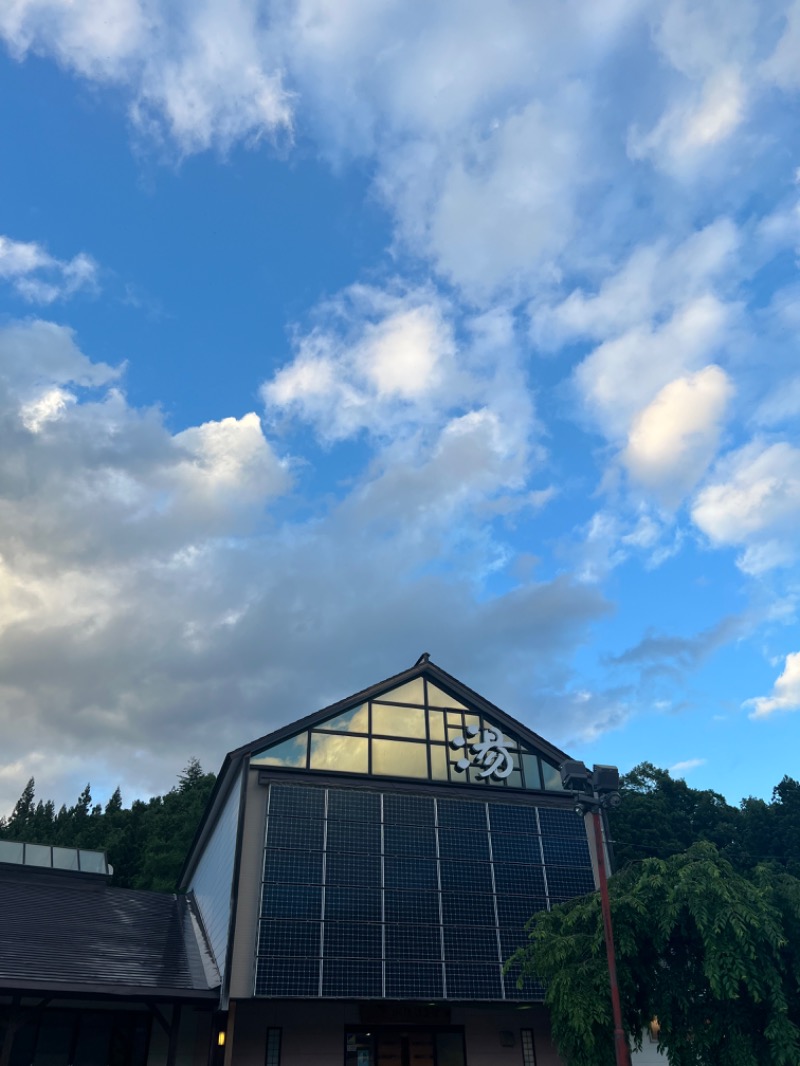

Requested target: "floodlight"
[
  {"left": 591, "top": 765, "right": 621, "bottom": 794},
  {"left": 560, "top": 759, "right": 590, "bottom": 792}
]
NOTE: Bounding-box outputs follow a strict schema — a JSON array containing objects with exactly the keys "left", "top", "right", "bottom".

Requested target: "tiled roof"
[{"left": 0, "top": 864, "right": 220, "bottom": 998}]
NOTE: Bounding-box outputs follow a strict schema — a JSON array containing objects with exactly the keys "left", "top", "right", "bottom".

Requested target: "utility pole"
[{"left": 560, "top": 761, "right": 632, "bottom": 1066}]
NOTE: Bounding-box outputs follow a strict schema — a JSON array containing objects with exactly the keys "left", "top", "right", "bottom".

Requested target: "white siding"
[
  {"left": 631, "top": 1031, "right": 668, "bottom": 1063},
  {"left": 188, "top": 776, "right": 241, "bottom": 983}
]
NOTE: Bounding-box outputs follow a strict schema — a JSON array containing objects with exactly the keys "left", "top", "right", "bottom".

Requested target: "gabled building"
[
  {"left": 180, "top": 655, "right": 600, "bottom": 1066},
  {"left": 1, "top": 655, "right": 605, "bottom": 1066}
]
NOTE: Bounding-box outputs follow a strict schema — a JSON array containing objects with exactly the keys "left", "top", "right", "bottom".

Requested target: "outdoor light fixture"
[
  {"left": 560, "top": 759, "right": 630, "bottom": 1066},
  {"left": 217, "top": 1031, "right": 226, "bottom": 1047},
  {"left": 559, "top": 762, "right": 621, "bottom": 812}
]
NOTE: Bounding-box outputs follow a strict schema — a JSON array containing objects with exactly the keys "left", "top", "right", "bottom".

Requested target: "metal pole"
[{"left": 591, "top": 809, "right": 631, "bottom": 1066}]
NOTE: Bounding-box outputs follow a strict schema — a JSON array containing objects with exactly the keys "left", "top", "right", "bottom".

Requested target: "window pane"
[
  {"left": 266, "top": 1029, "right": 282, "bottom": 1066},
  {"left": 378, "top": 678, "right": 425, "bottom": 705},
  {"left": 426, "top": 682, "right": 466, "bottom": 709},
  {"left": 541, "top": 761, "right": 563, "bottom": 790},
  {"left": 78, "top": 850, "right": 106, "bottom": 874},
  {"left": 317, "top": 705, "right": 369, "bottom": 733},
  {"left": 521, "top": 754, "right": 542, "bottom": 790},
  {"left": 52, "top": 847, "right": 79, "bottom": 871},
  {"left": 428, "top": 710, "right": 445, "bottom": 741},
  {"left": 345, "top": 1032, "right": 373, "bottom": 1066},
  {"left": 372, "top": 738, "right": 428, "bottom": 778},
  {"left": 25, "top": 843, "right": 51, "bottom": 867},
  {"left": 0, "top": 840, "right": 23, "bottom": 864},
  {"left": 521, "top": 1029, "right": 537, "bottom": 1066},
  {"left": 309, "top": 733, "right": 368, "bottom": 773},
  {"left": 430, "top": 744, "right": 448, "bottom": 780},
  {"left": 371, "top": 704, "right": 426, "bottom": 739},
  {"left": 252, "top": 733, "right": 308, "bottom": 768}
]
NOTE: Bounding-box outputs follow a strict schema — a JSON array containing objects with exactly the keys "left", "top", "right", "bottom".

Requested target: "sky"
[{"left": 1, "top": 0, "right": 800, "bottom": 817}]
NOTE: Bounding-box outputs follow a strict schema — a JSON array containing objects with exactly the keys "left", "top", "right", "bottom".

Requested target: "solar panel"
[{"left": 257, "top": 784, "right": 595, "bottom": 1001}]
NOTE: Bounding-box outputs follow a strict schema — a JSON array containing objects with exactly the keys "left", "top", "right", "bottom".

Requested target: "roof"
[
  {"left": 179, "top": 655, "right": 573, "bottom": 887},
  {"left": 0, "top": 863, "right": 220, "bottom": 1000}
]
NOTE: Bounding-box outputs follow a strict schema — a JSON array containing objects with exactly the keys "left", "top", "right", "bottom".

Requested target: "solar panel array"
[{"left": 255, "top": 784, "right": 595, "bottom": 1001}]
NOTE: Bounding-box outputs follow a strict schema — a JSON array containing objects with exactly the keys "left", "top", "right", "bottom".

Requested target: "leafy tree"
[
  {"left": 608, "top": 762, "right": 743, "bottom": 870},
  {"left": 2, "top": 778, "right": 36, "bottom": 839},
  {"left": 511, "top": 843, "right": 800, "bottom": 1066},
  {"left": 0, "top": 763, "right": 215, "bottom": 892}
]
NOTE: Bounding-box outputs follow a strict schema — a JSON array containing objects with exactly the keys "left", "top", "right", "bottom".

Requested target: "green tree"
[
  {"left": 511, "top": 843, "right": 800, "bottom": 1066},
  {"left": 3, "top": 778, "right": 36, "bottom": 839},
  {"left": 609, "top": 762, "right": 743, "bottom": 870}
]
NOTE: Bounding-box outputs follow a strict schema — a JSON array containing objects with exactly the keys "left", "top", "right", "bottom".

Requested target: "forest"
[
  {"left": 0, "top": 758, "right": 216, "bottom": 892},
  {"left": 1, "top": 760, "right": 799, "bottom": 891}
]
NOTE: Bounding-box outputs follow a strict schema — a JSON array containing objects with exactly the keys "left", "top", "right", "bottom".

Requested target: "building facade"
[
  {"left": 1, "top": 656, "right": 614, "bottom": 1066},
  {"left": 180, "top": 656, "right": 603, "bottom": 1066}
]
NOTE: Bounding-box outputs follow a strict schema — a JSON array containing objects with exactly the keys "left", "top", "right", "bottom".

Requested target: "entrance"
[{"left": 345, "top": 1028, "right": 465, "bottom": 1066}]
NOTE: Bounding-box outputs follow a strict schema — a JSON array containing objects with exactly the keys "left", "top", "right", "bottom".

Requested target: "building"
[{"left": 1, "top": 656, "right": 608, "bottom": 1066}]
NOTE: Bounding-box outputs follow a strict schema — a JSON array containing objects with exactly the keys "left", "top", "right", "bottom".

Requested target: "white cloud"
[
  {"left": 745, "top": 651, "right": 800, "bottom": 718},
  {"left": 0, "top": 315, "right": 610, "bottom": 815},
  {"left": 19, "top": 386, "right": 77, "bottom": 432},
  {"left": 532, "top": 219, "right": 739, "bottom": 350},
  {"left": 263, "top": 285, "right": 463, "bottom": 442},
  {"left": 0, "top": 235, "right": 98, "bottom": 303},
  {"left": 761, "top": 0, "right": 800, "bottom": 90},
  {"left": 574, "top": 294, "right": 731, "bottom": 440},
  {"left": 0, "top": 0, "right": 291, "bottom": 154},
  {"left": 669, "top": 757, "right": 707, "bottom": 775},
  {"left": 623, "top": 365, "right": 734, "bottom": 507},
  {"left": 691, "top": 440, "right": 800, "bottom": 573},
  {"left": 629, "top": 66, "right": 746, "bottom": 174},
  {"left": 381, "top": 95, "right": 588, "bottom": 298}
]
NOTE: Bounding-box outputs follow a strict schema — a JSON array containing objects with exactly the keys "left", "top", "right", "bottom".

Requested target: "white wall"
[
  {"left": 631, "top": 1031, "right": 668, "bottom": 1064},
  {"left": 187, "top": 775, "right": 241, "bottom": 984}
]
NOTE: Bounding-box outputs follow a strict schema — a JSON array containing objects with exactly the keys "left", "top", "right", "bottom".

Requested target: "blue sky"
[{"left": 1, "top": 0, "right": 800, "bottom": 815}]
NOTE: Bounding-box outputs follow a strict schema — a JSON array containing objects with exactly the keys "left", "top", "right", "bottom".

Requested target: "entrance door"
[{"left": 346, "top": 1029, "right": 464, "bottom": 1066}]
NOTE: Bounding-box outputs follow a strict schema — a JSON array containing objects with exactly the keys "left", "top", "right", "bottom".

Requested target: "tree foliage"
[
  {"left": 0, "top": 760, "right": 216, "bottom": 892},
  {"left": 512, "top": 843, "right": 800, "bottom": 1066},
  {"left": 608, "top": 762, "right": 800, "bottom": 878}
]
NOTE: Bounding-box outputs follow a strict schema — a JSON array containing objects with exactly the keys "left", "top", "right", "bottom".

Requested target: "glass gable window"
[
  {"left": 251, "top": 678, "right": 564, "bottom": 792},
  {"left": 255, "top": 782, "right": 594, "bottom": 1002}
]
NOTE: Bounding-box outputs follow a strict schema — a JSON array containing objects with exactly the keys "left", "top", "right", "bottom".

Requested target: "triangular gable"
[{"left": 250, "top": 659, "right": 567, "bottom": 793}]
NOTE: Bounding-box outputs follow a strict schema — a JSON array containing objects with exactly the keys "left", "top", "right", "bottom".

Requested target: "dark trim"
[
  {"left": 220, "top": 757, "right": 250, "bottom": 1008},
  {"left": 230, "top": 659, "right": 571, "bottom": 768},
  {"left": 255, "top": 767, "right": 576, "bottom": 811},
  {"left": 165, "top": 1003, "right": 182, "bottom": 1066},
  {"left": 147, "top": 1003, "right": 171, "bottom": 1036},
  {"left": 0, "top": 980, "right": 218, "bottom": 1001}
]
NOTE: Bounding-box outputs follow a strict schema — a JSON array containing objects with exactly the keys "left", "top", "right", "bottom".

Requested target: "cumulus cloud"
[
  {"left": 263, "top": 286, "right": 460, "bottom": 441},
  {"left": 531, "top": 219, "right": 740, "bottom": 351},
  {"left": 691, "top": 440, "right": 800, "bottom": 573},
  {"left": 0, "top": 0, "right": 291, "bottom": 154},
  {"left": 574, "top": 294, "right": 731, "bottom": 440},
  {"left": 623, "top": 365, "right": 734, "bottom": 507},
  {"left": 0, "top": 235, "right": 98, "bottom": 303},
  {"left": 0, "top": 315, "right": 608, "bottom": 815},
  {"left": 381, "top": 94, "right": 588, "bottom": 298},
  {"left": 745, "top": 652, "right": 800, "bottom": 718}
]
